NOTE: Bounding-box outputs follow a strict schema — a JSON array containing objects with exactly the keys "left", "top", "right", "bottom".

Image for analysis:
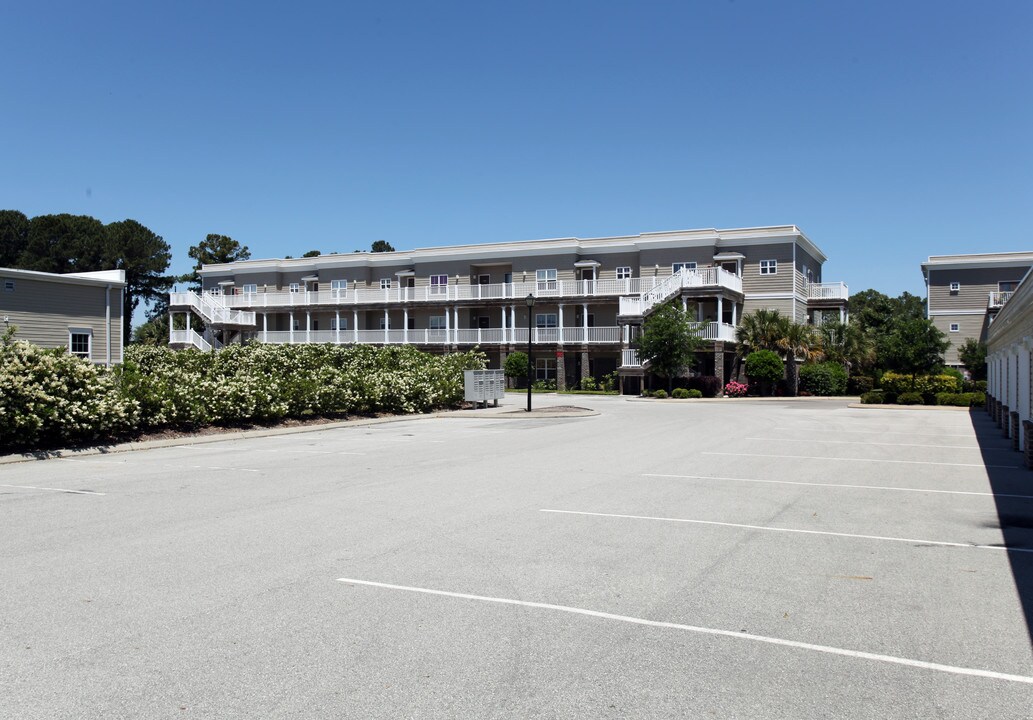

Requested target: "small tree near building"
[
  {"left": 882, "top": 318, "right": 950, "bottom": 389},
  {"left": 503, "top": 351, "right": 530, "bottom": 388},
  {"left": 957, "top": 338, "right": 987, "bottom": 381},
  {"left": 636, "top": 303, "right": 704, "bottom": 394},
  {"left": 745, "top": 349, "right": 783, "bottom": 395}
]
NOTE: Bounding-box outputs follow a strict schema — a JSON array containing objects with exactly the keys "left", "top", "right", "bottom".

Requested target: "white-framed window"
[
  {"left": 380, "top": 278, "right": 392, "bottom": 290},
  {"left": 207, "top": 286, "right": 222, "bottom": 296},
  {"left": 330, "top": 317, "right": 347, "bottom": 331},
  {"left": 536, "top": 269, "right": 557, "bottom": 290},
  {"left": 504, "top": 272, "right": 513, "bottom": 284},
  {"left": 536, "top": 357, "right": 556, "bottom": 380},
  {"left": 3, "top": 279, "right": 14, "bottom": 292},
  {"left": 331, "top": 279, "right": 348, "bottom": 295},
  {"left": 536, "top": 313, "right": 558, "bottom": 328},
  {"left": 429, "top": 316, "right": 446, "bottom": 330},
  {"left": 379, "top": 316, "right": 391, "bottom": 329},
  {"left": 289, "top": 283, "right": 300, "bottom": 293},
  {"left": 429, "top": 274, "right": 448, "bottom": 295},
  {"left": 949, "top": 323, "right": 960, "bottom": 332},
  {"left": 478, "top": 274, "right": 490, "bottom": 285},
  {"left": 616, "top": 266, "right": 632, "bottom": 280},
  {"left": 672, "top": 262, "right": 697, "bottom": 273},
  {"left": 759, "top": 260, "right": 777, "bottom": 275},
  {"left": 949, "top": 281, "right": 960, "bottom": 293},
  {"left": 69, "top": 328, "right": 92, "bottom": 360},
  {"left": 241, "top": 283, "right": 257, "bottom": 295}
]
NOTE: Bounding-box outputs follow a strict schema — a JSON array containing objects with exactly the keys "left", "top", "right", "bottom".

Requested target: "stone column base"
[
  {"left": 1024, "top": 420, "right": 1033, "bottom": 468},
  {"left": 1002, "top": 405, "right": 1010, "bottom": 437},
  {"left": 1011, "top": 412, "right": 1021, "bottom": 452},
  {"left": 556, "top": 352, "right": 567, "bottom": 392}
]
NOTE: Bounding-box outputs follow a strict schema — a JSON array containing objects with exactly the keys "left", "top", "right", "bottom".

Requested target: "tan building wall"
[
  {"left": 0, "top": 273, "right": 124, "bottom": 365},
  {"left": 928, "top": 266, "right": 1024, "bottom": 313}
]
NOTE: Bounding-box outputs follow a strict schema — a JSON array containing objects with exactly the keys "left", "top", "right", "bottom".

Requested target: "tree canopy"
[
  {"left": 370, "top": 240, "right": 395, "bottom": 253},
  {"left": 184, "top": 234, "right": 251, "bottom": 292},
  {"left": 957, "top": 339, "right": 987, "bottom": 381},
  {"left": 0, "top": 210, "right": 29, "bottom": 266},
  {"left": 636, "top": 303, "right": 705, "bottom": 393},
  {"left": 881, "top": 317, "right": 950, "bottom": 381}
]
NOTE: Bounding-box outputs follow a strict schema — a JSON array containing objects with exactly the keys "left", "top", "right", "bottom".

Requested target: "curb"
[{"left": 846, "top": 403, "right": 975, "bottom": 412}]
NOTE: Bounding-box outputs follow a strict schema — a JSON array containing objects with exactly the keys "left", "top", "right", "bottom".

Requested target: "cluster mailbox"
[{"left": 464, "top": 369, "right": 506, "bottom": 407}]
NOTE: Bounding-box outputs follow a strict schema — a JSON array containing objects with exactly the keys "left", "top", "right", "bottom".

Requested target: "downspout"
[{"left": 105, "top": 285, "right": 112, "bottom": 367}]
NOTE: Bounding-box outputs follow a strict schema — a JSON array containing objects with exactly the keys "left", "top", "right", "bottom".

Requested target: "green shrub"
[
  {"left": 600, "top": 371, "right": 619, "bottom": 392},
  {"left": 686, "top": 375, "right": 722, "bottom": 397},
  {"left": 847, "top": 376, "right": 874, "bottom": 395},
  {"left": 898, "top": 392, "right": 924, "bottom": 405},
  {"left": 531, "top": 378, "right": 557, "bottom": 391},
  {"left": 798, "top": 362, "right": 848, "bottom": 396},
  {"left": 687, "top": 389, "right": 703, "bottom": 399},
  {"left": 880, "top": 372, "right": 962, "bottom": 396},
  {"left": 963, "top": 380, "right": 987, "bottom": 394},
  {"left": 860, "top": 390, "right": 884, "bottom": 404},
  {"left": 968, "top": 392, "right": 986, "bottom": 407},
  {"left": 503, "top": 351, "right": 530, "bottom": 379},
  {"left": 654, "top": 389, "right": 668, "bottom": 399},
  {"left": 882, "top": 391, "right": 898, "bottom": 404},
  {"left": 671, "top": 388, "right": 689, "bottom": 399},
  {"left": 745, "top": 350, "right": 783, "bottom": 384},
  {"left": 934, "top": 392, "right": 986, "bottom": 407},
  {"left": 580, "top": 376, "right": 598, "bottom": 391}
]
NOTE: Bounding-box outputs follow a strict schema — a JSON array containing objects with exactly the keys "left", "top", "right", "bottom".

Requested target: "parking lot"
[{"left": 2, "top": 396, "right": 1031, "bottom": 718}]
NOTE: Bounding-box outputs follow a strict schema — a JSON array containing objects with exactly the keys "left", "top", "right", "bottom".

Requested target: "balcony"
[
  {"left": 794, "top": 273, "right": 848, "bottom": 302},
  {"left": 618, "top": 267, "right": 743, "bottom": 317},
  {"left": 989, "top": 291, "right": 1013, "bottom": 309},
  {"left": 252, "top": 326, "right": 624, "bottom": 346}
]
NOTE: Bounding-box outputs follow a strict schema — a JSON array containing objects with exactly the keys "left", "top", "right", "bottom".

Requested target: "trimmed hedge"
[
  {"left": 935, "top": 392, "right": 986, "bottom": 407},
  {"left": 1, "top": 339, "right": 485, "bottom": 452},
  {"left": 880, "top": 372, "right": 962, "bottom": 396},
  {"left": 671, "top": 388, "right": 690, "bottom": 399},
  {"left": 847, "top": 376, "right": 874, "bottom": 395},
  {"left": 860, "top": 390, "right": 884, "bottom": 404},
  {"left": 898, "top": 392, "right": 924, "bottom": 405},
  {"left": 798, "top": 362, "right": 848, "bottom": 396},
  {"left": 745, "top": 350, "right": 783, "bottom": 384}
]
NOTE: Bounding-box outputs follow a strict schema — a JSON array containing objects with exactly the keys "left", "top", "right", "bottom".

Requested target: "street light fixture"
[{"left": 525, "top": 293, "right": 535, "bottom": 412}]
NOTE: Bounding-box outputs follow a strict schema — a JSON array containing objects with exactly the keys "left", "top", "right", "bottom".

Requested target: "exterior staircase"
[{"left": 168, "top": 291, "right": 255, "bottom": 351}]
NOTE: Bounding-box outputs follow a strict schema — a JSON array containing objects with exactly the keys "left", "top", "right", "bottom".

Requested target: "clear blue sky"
[{"left": 3, "top": 1, "right": 1030, "bottom": 305}]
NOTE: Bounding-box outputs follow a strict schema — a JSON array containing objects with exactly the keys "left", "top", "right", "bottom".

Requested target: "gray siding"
[
  {"left": 932, "top": 314, "right": 991, "bottom": 366},
  {"left": 928, "top": 267, "right": 1026, "bottom": 313}
]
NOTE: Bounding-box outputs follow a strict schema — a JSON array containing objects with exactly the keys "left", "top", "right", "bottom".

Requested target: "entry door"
[
  {"left": 721, "top": 262, "right": 738, "bottom": 276},
  {"left": 579, "top": 268, "right": 595, "bottom": 293}
]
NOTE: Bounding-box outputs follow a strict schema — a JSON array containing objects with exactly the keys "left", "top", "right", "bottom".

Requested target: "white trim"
[
  {"left": 743, "top": 292, "right": 794, "bottom": 300},
  {"left": 0, "top": 267, "right": 126, "bottom": 289},
  {"left": 928, "top": 309, "right": 990, "bottom": 316},
  {"left": 68, "top": 327, "right": 93, "bottom": 360}
]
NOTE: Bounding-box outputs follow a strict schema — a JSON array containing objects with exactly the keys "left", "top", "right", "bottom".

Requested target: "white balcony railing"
[
  {"left": 618, "top": 267, "right": 742, "bottom": 318},
  {"left": 621, "top": 349, "right": 641, "bottom": 367},
  {"left": 169, "top": 329, "right": 216, "bottom": 351},
  {"left": 989, "top": 291, "right": 1013, "bottom": 309},
  {"left": 807, "top": 282, "right": 849, "bottom": 300},
  {"left": 169, "top": 292, "right": 257, "bottom": 326},
  {"left": 250, "top": 326, "right": 627, "bottom": 346}
]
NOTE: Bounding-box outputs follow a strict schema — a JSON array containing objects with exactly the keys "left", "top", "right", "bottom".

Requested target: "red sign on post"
[{"left": 556, "top": 351, "right": 564, "bottom": 358}]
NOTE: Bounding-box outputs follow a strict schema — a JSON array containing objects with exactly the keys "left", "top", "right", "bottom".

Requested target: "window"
[
  {"left": 616, "top": 266, "right": 632, "bottom": 280},
  {"left": 289, "top": 283, "right": 300, "bottom": 293},
  {"left": 69, "top": 329, "right": 92, "bottom": 360},
  {"left": 379, "top": 317, "right": 391, "bottom": 329},
  {"left": 207, "top": 286, "right": 222, "bottom": 296},
  {"left": 429, "top": 274, "right": 448, "bottom": 295},
  {"left": 1000, "top": 281, "right": 1019, "bottom": 292},
  {"left": 504, "top": 272, "right": 513, "bottom": 284},
  {"left": 672, "top": 262, "right": 697, "bottom": 273},
  {"left": 430, "top": 316, "right": 446, "bottom": 330},
  {"left": 759, "top": 260, "right": 777, "bottom": 275},
  {"left": 331, "top": 279, "right": 348, "bottom": 294},
  {"left": 949, "top": 323, "right": 960, "bottom": 332},
  {"left": 330, "top": 317, "right": 348, "bottom": 331},
  {"left": 380, "top": 278, "right": 392, "bottom": 290},
  {"left": 242, "top": 283, "right": 257, "bottom": 295},
  {"left": 536, "top": 357, "right": 556, "bottom": 380},
  {"left": 478, "top": 274, "right": 490, "bottom": 285},
  {"left": 949, "top": 281, "right": 960, "bottom": 293},
  {"left": 536, "top": 313, "right": 558, "bottom": 328},
  {"left": 536, "top": 269, "right": 557, "bottom": 290},
  {"left": 3, "top": 279, "right": 14, "bottom": 292}
]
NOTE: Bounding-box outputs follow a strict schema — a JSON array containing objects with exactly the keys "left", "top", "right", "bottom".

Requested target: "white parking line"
[
  {"left": 701, "top": 451, "right": 1013, "bottom": 469},
  {"left": 336, "top": 577, "right": 1033, "bottom": 685},
  {"left": 641, "top": 473, "right": 1033, "bottom": 500},
  {"left": 744, "top": 437, "right": 984, "bottom": 451},
  {"left": 0, "top": 484, "right": 105, "bottom": 496},
  {"left": 539, "top": 509, "right": 1033, "bottom": 554},
  {"left": 808, "top": 428, "right": 977, "bottom": 439}
]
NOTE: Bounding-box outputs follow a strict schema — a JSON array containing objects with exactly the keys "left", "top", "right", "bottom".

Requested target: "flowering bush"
[
  {"left": 0, "top": 330, "right": 485, "bottom": 452},
  {"left": 724, "top": 380, "right": 749, "bottom": 398}
]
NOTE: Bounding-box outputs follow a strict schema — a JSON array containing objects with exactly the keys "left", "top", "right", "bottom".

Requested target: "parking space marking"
[
  {"left": 701, "top": 451, "right": 1013, "bottom": 469},
  {"left": 251, "top": 449, "right": 366, "bottom": 456},
  {"left": 744, "top": 437, "right": 985, "bottom": 451},
  {"left": 641, "top": 474, "right": 1033, "bottom": 500},
  {"left": 539, "top": 509, "right": 1033, "bottom": 554},
  {"left": 0, "top": 484, "right": 105, "bottom": 496},
  {"left": 336, "top": 577, "right": 1033, "bottom": 685}
]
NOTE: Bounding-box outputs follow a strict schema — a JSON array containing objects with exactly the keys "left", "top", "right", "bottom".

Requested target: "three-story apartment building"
[
  {"left": 921, "top": 252, "right": 1033, "bottom": 368},
  {"left": 169, "top": 225, "right": 847, "bottom": 392}
]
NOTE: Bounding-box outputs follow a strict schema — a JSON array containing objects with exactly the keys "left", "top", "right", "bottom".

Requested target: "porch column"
[
  {"left": 717, "top": 296, "right": 724, "bottom": 324},
  {"left": 839, "top": 306, "right": 845, "bottom": 323},
  {"left": 715, "top": 341, "right": 726, "bottom": 386},
  {"left": 581, "top": 350, "right": 590, "bottom": 384},
  {"left": 383, "top": 309, "right": 389, "bottom": 343},
  {"left": 444, "top": 305, "right": 450, "bottom": 345},
  {"left": 558, "top": 304, "right": 565, "bottom": 345},
  {"left": 263, "top": 313, "right": 268, "bottom": 343},
  {"left": 289, "top": 311, "right": 294, "bottom": 344},
  {"left": 335, "top": 310, "right": 340, "bottom": 344},
  {"left": 501, "top": 306, "right": 507, "bottom": 344},
  {"left": 583, "top": 302, "right": 589, "bottom": 344},
  {"left": 306, "top": 310, "right": 311, "bottom": 343},
  {"left": 510, "top": 305, "right": 517, "bottom": 345},
  {"left": 681, "top": 296, "right": 687, "bottom": 312},
  {"left": 454, "top": 306, "right": 460, "bottom": 342},
  {"left": 556, "top": 351, "right": 567, "bottom": 391},
  {"left": 731, "top": 302, "right": 737, "bottom": 326},
  {"left": 353, "top": 310, "right": 359, "bottom": 343},
  {"left": 403, "top": 307, "right": 409, "bottom": 344}
]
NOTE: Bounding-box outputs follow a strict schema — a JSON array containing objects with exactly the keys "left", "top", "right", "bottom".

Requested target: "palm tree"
[
  {"left": 733, "top": 309, "right": 784, "bottom": 380},
  {"left": 818, "top": 319, "right": 874, "bottom": 377},
  {"left": 776, "top": 318, "right": 818, "bottom": 397}
]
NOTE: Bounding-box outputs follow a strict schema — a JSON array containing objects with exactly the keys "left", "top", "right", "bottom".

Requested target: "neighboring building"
[
  {"left": 168, "top": 225, "right": 847, "bottom": 392},
  {"left": 985, "top": 266, "right": 1033, "bottom": 457},
  {"left": 0, "top": 268, "right": 126, "bottom": 366},
  {"left": 922, "top": 252, "right": 1033, "bottom": 368}
]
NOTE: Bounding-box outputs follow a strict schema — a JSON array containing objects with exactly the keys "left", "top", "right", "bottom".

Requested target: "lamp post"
[{"left": 525, "top": 293, "right": 535, "bottom": 412}]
